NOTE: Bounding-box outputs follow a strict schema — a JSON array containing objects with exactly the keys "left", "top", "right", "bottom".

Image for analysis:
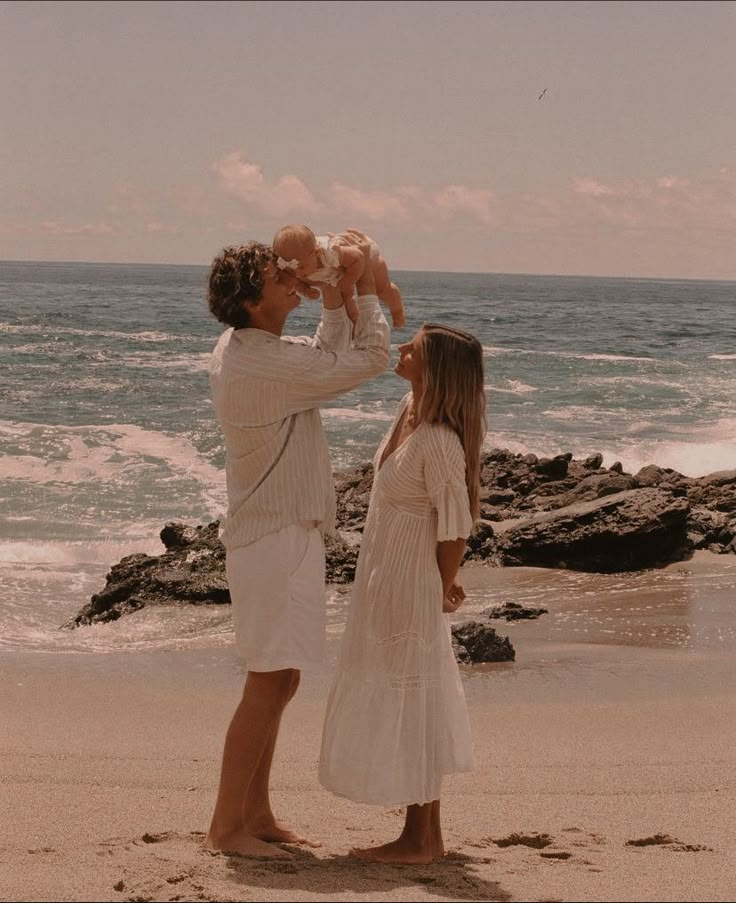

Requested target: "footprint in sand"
[
  {"left": 139, "top": 831, "right": 175, "bottom": 844},
  {"left": 626, "top": 834, "right": 713, "bottom": 852},
  {"left": 493, "top": 832, "right": 554, "bottom": 849},
  {"left": 561, "top": 827, "right": 607, "bottom": 849},
  {"left": 489, "top": 833, "right": 581, "bottom": 863}
]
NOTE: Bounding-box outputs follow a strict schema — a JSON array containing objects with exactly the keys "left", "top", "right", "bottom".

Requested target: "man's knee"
[
  {"left": 246, "top": 668, "right": 300, "bottom": 706},
  {"left": 287, "top": 669, "right": 301, "bottom": 700}
]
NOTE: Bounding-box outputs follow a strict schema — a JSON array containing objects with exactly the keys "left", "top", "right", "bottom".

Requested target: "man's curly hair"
[{"left": 207, "top": 241, "right": 277, "bottom": 329}]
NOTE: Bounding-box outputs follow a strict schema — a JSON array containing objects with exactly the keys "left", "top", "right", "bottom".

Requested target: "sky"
[{"left": 1, "top": 0, "right": 735, "bottom": 278}]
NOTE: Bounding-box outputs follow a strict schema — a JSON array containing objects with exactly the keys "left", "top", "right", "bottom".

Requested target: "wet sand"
[{"left": 1, "top": 552, "right": 734, "bottom": 901}]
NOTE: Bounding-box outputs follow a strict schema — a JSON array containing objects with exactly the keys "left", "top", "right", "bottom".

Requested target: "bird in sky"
[{"left": 538, "top": 88, "right": 548, "bottom": 100}]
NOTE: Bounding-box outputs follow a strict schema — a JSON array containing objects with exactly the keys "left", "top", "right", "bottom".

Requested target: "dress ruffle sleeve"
[{"left": 423, "top": 425, "right": 474, "bottom": 542}]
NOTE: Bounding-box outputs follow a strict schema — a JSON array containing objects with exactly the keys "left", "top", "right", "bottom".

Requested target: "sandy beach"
[{"left": 1, "top": 552, "right": 735, "bottom": 902}]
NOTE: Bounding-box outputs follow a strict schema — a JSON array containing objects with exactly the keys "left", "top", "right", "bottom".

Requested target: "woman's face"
[{"left": 395, "top": 331, "right": 423, "bottom": 384}]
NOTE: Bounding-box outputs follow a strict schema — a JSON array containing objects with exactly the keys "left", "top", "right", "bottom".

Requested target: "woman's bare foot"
[
  {"left": 349, "top": 839, "right": 435, "bottom": 864},
  {"left": 246, "top": 818, "right": 322, "bottom": 848},
  {"left": 204, "top": 831, "right": 293, "bottom": 859}
]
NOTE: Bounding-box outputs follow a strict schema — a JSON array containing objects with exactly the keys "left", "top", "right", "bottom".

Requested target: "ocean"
[{"left": 1, "top": 260, "right": 734, "bottom": 656}]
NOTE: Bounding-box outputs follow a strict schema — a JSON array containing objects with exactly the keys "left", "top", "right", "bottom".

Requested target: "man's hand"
[
  {"left": 339, "top": 227, "right": 369, "bottom": 245},
  {"left": 443, "top": 582, "right": 466, "bottom": 613}
]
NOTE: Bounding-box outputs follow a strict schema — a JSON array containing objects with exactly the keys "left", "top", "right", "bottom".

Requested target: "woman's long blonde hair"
[{"left": 414, "top": 323, "right": 486, "bottom": 521}]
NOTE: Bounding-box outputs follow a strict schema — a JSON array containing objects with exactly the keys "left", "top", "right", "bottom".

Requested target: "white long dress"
[{"left": 319, "top": 394, "right": 475, "bottom": 806}]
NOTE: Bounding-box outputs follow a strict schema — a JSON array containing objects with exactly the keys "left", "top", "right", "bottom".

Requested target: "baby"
[{"left": 272, "top": 224, "right": 406, "bottom": 328}]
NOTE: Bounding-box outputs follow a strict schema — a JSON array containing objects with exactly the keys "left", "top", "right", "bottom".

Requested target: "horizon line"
[{"left": 1, "top": 258, "right": 735, "bottom": 285}]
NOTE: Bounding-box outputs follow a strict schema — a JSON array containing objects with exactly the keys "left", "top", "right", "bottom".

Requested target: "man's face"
[{"left": 258, "top": 263, "right": 302, "bottom": 317}]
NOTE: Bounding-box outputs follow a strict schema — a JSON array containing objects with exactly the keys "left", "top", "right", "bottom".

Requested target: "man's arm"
[
  {"left": 308, "top": 247, "right": 372, "bottom": 352},
  {"left": 236, "top": 242, "right": 389, "bottom": 410}
]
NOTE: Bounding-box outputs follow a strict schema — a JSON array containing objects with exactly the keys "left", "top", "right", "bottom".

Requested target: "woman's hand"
[{"left": 443, "top": 582, "right": 466, "bottom": 613}]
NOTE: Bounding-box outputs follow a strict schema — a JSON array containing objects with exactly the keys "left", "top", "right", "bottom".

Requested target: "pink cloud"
[
  {"left": 565, "top": 169, "right": 736, "bottom": 232},
  {"left": 213, "top": 151, "right": 321, "bottom": 217},
  {"left": 40, "top": 220, "right": 115, "bottom": 235},
  {"left": 434, "top": 185, "right": 497, "bottom": 224},
  {"left": 329, "top": 183, "right": 409, "bottom": 222},
  {"left": 206, "top": 150, "right": 736, "bottom": 248},
  {"left": 573, "top": 178, "right": 618, "bottom": 198},
  {"left": 213, "top": 151, "right": 497, "bottom": 225}
]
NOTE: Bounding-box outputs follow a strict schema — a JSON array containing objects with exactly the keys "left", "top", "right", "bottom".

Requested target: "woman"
[{"left": 319, "top": 321, "right": 486, "bottom": 864}]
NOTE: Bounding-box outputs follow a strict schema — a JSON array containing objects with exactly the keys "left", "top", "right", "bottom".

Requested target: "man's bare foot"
[
  {"left": 204, "top": 831, "right": 293, "bottom": 859},
  {"left": 349, "top": 839, "right": 434, "bottom": 864},
  {"left": 246, "top": 819, "right": 322, "bottom": 848}
]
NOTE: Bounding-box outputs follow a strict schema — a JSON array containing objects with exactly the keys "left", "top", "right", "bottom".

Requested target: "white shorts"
[{"left": 226, "top": 523, "right": 325, "bottom": 672}]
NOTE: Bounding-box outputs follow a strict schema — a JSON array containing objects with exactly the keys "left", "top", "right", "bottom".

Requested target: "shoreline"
[{"left": 2, "top": 553, "right": 735, "bottom": 901}]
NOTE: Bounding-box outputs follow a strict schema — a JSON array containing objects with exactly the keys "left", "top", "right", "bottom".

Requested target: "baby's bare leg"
[{"left": 372, "top": 255, "right": 405, "bottom": 328}]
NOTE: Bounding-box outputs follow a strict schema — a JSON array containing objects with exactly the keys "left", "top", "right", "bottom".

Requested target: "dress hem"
[{"left": 318, "top": 764, "right": 475, "bottom": 809}]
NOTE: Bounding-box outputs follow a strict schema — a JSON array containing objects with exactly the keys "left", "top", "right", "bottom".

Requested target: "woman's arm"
[{"left": 437, "top": 537, "right": 467, "bottom": 611}]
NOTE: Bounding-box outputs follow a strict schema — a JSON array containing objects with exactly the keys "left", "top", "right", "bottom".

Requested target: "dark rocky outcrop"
[
  {"left": 64, "top": 451, "right": 736, "bottom": 634},
  {"left": 332, "top": 451, "right": 736, "bottom": 566},
  {"left": 451, "top": 621, "right": 516, "bottom": 663},
  {"left": 467, "top": 489, "right": 691, "bottom": 572},
  {"left": 64, "top": 522, "right": 228, "bottom": 627},
  {"left": 484, "top": 601, "right": 548, "bottom": 621}
]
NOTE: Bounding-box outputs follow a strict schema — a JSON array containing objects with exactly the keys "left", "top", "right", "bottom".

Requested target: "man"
[{"left": 205, "top": 235, "right": 391, "bottom": 858}]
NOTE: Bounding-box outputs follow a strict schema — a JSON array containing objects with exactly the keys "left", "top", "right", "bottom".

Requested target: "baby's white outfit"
[{"left": 307, "top": 234, "right": 380, "bottom": 287}]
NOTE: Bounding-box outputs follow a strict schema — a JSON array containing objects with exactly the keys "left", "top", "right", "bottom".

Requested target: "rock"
[
  {"left": 560, "top": 472, "right": 638, "bottom": 505},
  {"left": 468, "top": 489, "right": 691, "bottom": 572},
  {"left": 535, "top": 453, "right": 573, "bottom": 480},
  {"left": 634, "top": 464, "right": 680, "bottom": 487},
  {"left": 65, "top": 451, "right": 736, "bottom": 629},
  {"left": 700, "top": 469, "right": 736, "bottom": 487},
  {"left": 583, "top": 453, "right": 604, "bottom": 469},
  {"left": 465, "top": 521, "right": 495, "bottom": 559},
  {"left": 483, "top": 601, "right": 548, "bottom": 621},
  {"left": 483, "top": 489, "right": 517, "bottom": 505},
  {"left": 451, "top": 621, "right": 515, "bottom": 662},
  {"left": 324, "top": 532, "right": 359, "bottom": 584},
  {"left": 63, "top": 522, "right": 230, "bottom": 627}
]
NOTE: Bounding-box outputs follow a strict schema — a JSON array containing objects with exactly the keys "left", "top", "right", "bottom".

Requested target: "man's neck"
[{"left": 247, "top": 313, "right": 285, "bottom": 337}]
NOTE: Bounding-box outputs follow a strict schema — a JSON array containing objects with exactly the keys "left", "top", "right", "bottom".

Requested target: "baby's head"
[{"left": 272, "top": 224, "right": 319, "bottom": 279}]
